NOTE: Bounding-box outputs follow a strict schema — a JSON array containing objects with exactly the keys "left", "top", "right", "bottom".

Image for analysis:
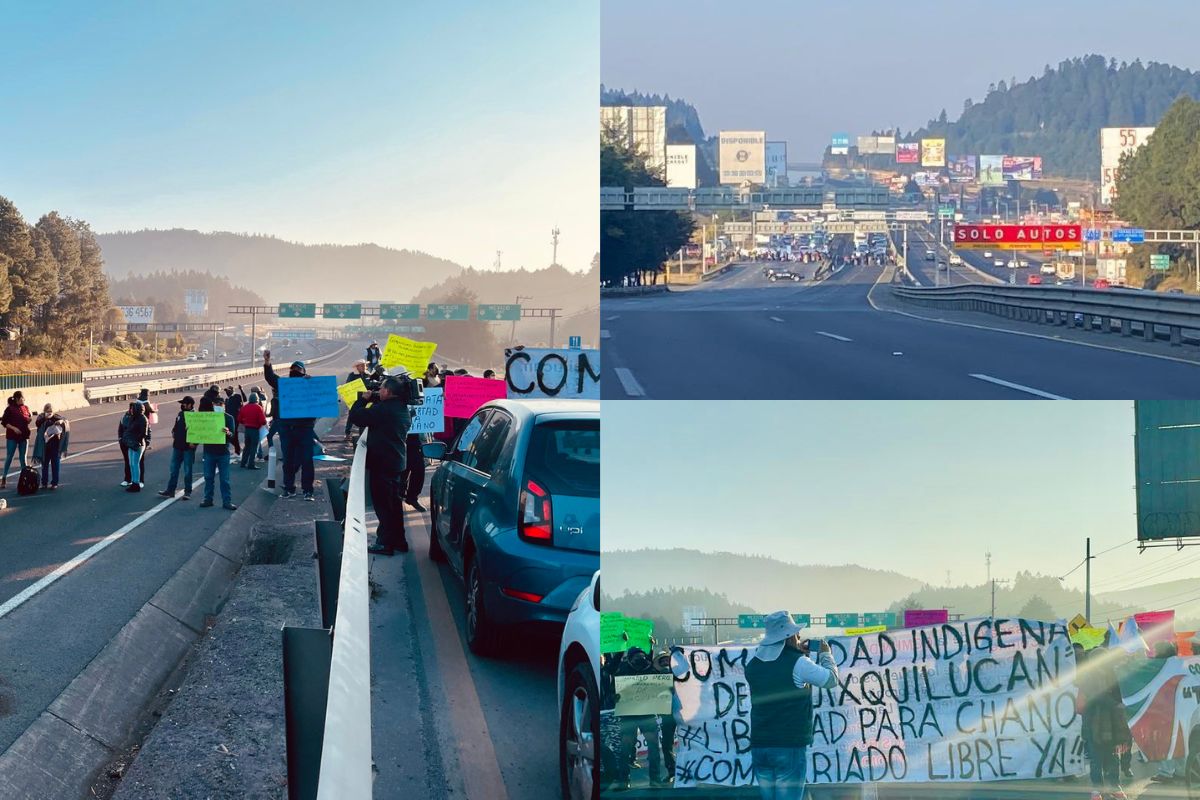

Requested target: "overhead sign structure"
[
  {"left": 476, "top": 304, "right": 522, "bottom": 321},
  {"left": 665, "top": 143, "right": 697, "bottom": 189},
  {"left": 1083, "top": 228, "right": 1102, "bottom": 242},
  {"left": 954, "top": 224, "right": 1082, "bottom": 251},
  {"left": 1134, "top": 401, "right": 1200, "bottom": 542},
  {"left": 920, "top": 138, "right": 945, "bottom": 167},
  {"left": 719, "top": 131, "right": 766, "bottom": 185},
  {"left": 117, "top": 305, "right": 155, "bottom": 324},
  {"left": 824, "top": 613, "right": 860, "bottom": 627},
  {"left": 738, "top": 614, "right": 766, "bottom": 629},
  {"left": 1151, "top": 254, "right": 1170, "bottom": 270},
  {"left": 278, "top": 302, "right": 317, "bottom": 319},
  {"left": 895, "top": 143, "right": 919, "bottom": 164},
  {"left": 322, "top": 303, "right": 361, "bottom": 319},
  {"left": 861, "top": 612, "right": 898, "bottom": 628},
  {"left": 1112, "top": 228, "right": 1145, "bottom": 243},
  {"left": 765, "top": 141, "right": 788, "bottom": 188},
  {"left": 379, "top": 303, "right": 420, "bottom": 320},
  {"left": 425, "top": 304, "right": 470, "bottom": 321},
  {"left": 1101, "top": 126, "right": 1155, "bottom": 205},
  {"left": 894, "top": 210, "right": 931, "bottom": 222},
  {"left": 978, "top": 155, "right": 1005, "bottom": 186}
]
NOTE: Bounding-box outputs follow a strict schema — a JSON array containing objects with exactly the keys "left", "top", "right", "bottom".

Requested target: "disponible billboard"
[
  {"left": 765, "top": 141, "right": 788, "bottom": 187},
  {"left": 665, "top": 144, "right": 697, "bottom": 189},
  {"left": 895, "top": 142, "right": 919, "bottom": 164},
  {"left": 1101, "top": 126, "right": 1155, "bottom": 205},
  {"left": 1134, "top": 401, "right": 1200, "bottom": 542},
  {"left": 920, "top": 138, "right": 945, "bottom": 167},
  {"left": 953, "top": 223, "right": 1082, "bottom": 251},
  {"left": 949, "top": 155, "right": 976, "bottom": 182},
  {"left": 978, "top": 155, "right": 1005, "bottom": 186},
  {"left": 719, "top": 130, "right": 766, "bottom": 184},
  {"left": 1002, "top": 156, "right": 1043, "bottom": 180}
]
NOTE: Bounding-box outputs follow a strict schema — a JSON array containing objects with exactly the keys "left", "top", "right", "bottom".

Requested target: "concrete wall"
[{"left": 9, "top": 384, "right": 90, "bottom": 415}]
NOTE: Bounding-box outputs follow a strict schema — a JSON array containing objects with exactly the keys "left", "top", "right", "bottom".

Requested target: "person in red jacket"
[
  {"left": 237, "top": 392, "right": 269, "bottom": 469},
  {"left": 2, "top": 391, "right": 32, "bottom": 489}
]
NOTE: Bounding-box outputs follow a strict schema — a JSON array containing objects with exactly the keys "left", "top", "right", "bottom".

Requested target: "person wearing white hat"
[{"left": 743, "top": 611, "right": 839, "bottom": 799}]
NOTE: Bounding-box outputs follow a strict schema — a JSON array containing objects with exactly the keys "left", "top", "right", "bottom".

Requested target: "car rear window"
[{"left": 526, "top": 420, "right": 599, "bottom": 497}]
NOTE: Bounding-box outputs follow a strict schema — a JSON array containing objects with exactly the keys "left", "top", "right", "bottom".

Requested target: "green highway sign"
[
  {"left": 793, "top": 614, "right": 812, "bottom": 626},
  {"left": 278, "top": 302, "right": 316, "bottom": 319},
  {"left": 738, "top": 614, "right": 765, "bottom": 629},
  {"left": 477, "top": 303, "right": 522, "bottom": 321},
  {"left": 825, "top": 613, "right": 861, "bottom": 628},
  {"left": 425, "top": 303, "right": 470, "bottom": 321},
  {"left": 380, "top": 303, "right": 420, "bottom": 320},
  {"left": 1151, "top": 254, "right": 1170, "bottom": 271},
  {"left": 938, "top": 205, "right": 954, "bottom": 219},
  {"left": 322, "top": 303, "right": 362, "bottom": 319},
  {"left": 862, "top": 612, "right": 898, "bottom": 628}
]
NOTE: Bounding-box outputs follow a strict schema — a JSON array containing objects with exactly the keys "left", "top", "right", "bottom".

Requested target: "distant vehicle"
[
  {"left": 769, "top": 269, "right": 803, "bottom": 283},
  {"left": 186, "top": 354, "right": 198, "bottom": 362},
  {"left": 994, "top": 259, "right": 1006, "bottom": 268},
  {"left": 201, "top": 349, "right": 209, "bottom": 357},
  {"left": 948, "top": 254, "right": 963, "bottom": 266},
  {"left": 1027, "top": 274, "right": 1042, "bottom": 285},
  {"left": 1040, "top": 263, "right": 1056, "bottom": 275},
  {"left": 983, "top": 250, "right": 994, "bottom": 259},
  {"left": 219, "top": 352, "right": 227, "bottom": 358},
  {"left": 924, "top": 250, "right": 935, "bottom": 261},
  {"left": 558, "top": 570, "right": 599, "bottom": 800},
  {"left": 1018, "top": 259, "right": 1030, "bottom": 268},
  {"left": 1007, "top": 259, "right": 1020, "bottom": 269},
  {"left": 1167, "top": 288, "right": 1186, "bottom": 295},
  {"left": 937, "top": 261, "right": 948, "bottom": 271},
  {"left": 296, "top": 349, "right": 303, "bottom": 355},
  {"left": 424, "top": 399, "right": 599, "bottom": 655},
  {"left": 1093, "top": 278, "right": 1111, "bottom": 289}
]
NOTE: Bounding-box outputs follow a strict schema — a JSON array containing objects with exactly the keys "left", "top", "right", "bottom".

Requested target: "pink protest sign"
[
  {"left": 903, "top": 608, "right": 949, "bottom": 628},
  {"left": 443, "top": 375, "right": 507, "bottom": 418},
  {"left": 1134, "top": 610, "right": 1176, "bottom": 646}
]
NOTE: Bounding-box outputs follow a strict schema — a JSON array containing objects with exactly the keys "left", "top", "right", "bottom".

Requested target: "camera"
[{"left": 392, "top": 374, "right": 424, "bottom": 406}]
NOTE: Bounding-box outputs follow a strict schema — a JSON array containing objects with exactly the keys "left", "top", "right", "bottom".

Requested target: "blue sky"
[
  {"left": 601, "top": 0, "right": 1200, "bottom": 161},
  {"left": 0, "top": 2, "right": 598, "bottom": 273},
  {"left": 601, "top": 401, "right": 1200, "bottom": 594}
]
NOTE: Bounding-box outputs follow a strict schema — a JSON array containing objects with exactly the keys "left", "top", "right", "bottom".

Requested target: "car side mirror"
[{"left": 423, "top": 441, "right": 448, "bottom": 461}]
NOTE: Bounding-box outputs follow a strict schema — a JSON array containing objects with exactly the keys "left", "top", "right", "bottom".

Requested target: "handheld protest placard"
[
  {"left": 410, "top": 387, "right": 444, "bottom": 434},
  {"left": 337, "top": 379, "right": 365, "bottom": 408},
  {"left": 443, "top": 374, "right": 506, "bottom": 418},
  {"left": 184, "top": 411, "right": 227, "bottom": 445},
  {"left": 278, "top": 376, "right": 339, "bottom": 419},
  {"left": 613, "top": 674, "right": 673, "bottom": 716},
  {"left": 380, "top": 334, "right": 437, "bottom": 375}
]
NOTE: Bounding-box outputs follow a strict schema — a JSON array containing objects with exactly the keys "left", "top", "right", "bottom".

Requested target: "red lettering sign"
[{"left": 952, "top": 224, "right": 1081, "bottom": 251}]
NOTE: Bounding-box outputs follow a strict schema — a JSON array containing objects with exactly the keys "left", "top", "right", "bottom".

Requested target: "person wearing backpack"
[
  {"left": 34, "top": 404, "right": 68, "bottom": 489},
  {"left": 120, "top": 402, "right": 150, "bottom": 492},
  {"left": 2, "top": 391, "right": 32, "bottom": 489}
]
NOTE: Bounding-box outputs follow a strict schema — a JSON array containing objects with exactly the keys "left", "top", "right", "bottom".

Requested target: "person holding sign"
[
  {"left": 196, "top": 396, "right": 236, "bottom": 510},
  {"left": 348, "top": 373, "right": 414, "bottom": 555},
  {"left": 743, "top": 611, "right": 840, "bottom": 800},
  {"left": 263, "top": 350, "right": 316, "bottom": 501},
  {"left": 613, "top": 647, "right": 667, "bottom": 790},
  {"left": 158, "top": 396, "right": 197, "bottom": 499}
]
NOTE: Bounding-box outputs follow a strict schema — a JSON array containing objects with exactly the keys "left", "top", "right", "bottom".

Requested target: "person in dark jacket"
[
  {"left": 263, "top": 350, "right": 317, "bottom": 500},
  {"left": 237, "top": 393, "right": 268, "bottom": 469},
  {"left": 159, "top": 396, "right": 197, "bottom": 499},
  {"left": 348, "top": 374, "right": 413, "bottom": 555},
  {"left": 344, "top": 359, "right": 372, "bottom": 441},
  {"left": 1077, "top": 646, "right": 1131, "bottom": 800},
  {"left": 613, "top": 647, "right": 665, "bottom": 790},
  {"left": 120, "top": 402, "right": 150, "bottom": 492},
  {"left": 34, "top": 403, "right": 69, "bottom": 489},
  {"left": 2, "top": 391, "right": 32, "bottom": 489},
  {"left": 197, "top": 395, "right": 236, "bottom": 510},
  {"left": 223, "top": 386, "right": 246, "bottom": 455}
]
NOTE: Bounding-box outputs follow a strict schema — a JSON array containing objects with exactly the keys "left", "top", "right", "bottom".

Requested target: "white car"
[
  {"left": 948, "top": 254, "right": 963, "bottom": 266},
  {"left": 983, "top": 250, "right": 994, "bottom": 258},
  {"left": 1007, "top": 259, "right": 1020, "bottom": 269},
  {"left": 994, "top": 259, "right": 1005, "bottom": 268},
  {"left": 558, "top": 570, "right": 599, "bottom": 800},
  {"left": 186, "top": 354, "right": 198, "bottom": 361},
  {"left": 1018, "top": 259, "right": 1030, "bottom": 268}
]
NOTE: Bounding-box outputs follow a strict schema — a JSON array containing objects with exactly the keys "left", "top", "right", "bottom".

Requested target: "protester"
[
  {"left": 197, "top": 395, "right": 237, "bottom": 510},
  {"left": 365, "top": 340, "right": 382, "bottom": 369},
  {"left": 2, "top": 391, "right": 32, "bottom": 488},
  {"left": 33, "top": 404, "right": 68, "bottom": 489},
  {"left": 1076, "top": 646, "right": 1131, "bottom": 800},
  {"left": 263, "top": 350, "right": 315, "bottom": 500},
  {"left": 348, "top": 374, "right": 413, "bottom": 554},
  {"left": 237, "top": 392, "right": 267, "bottom": 470},
  {"left": 344, "top": 359, "right": 372, "bottom": 442},
  {"left": 655, "top": 650, "right": 677, "bottom": 784},
  {"left": 224, "top": 385, "right": 246, "bottom": 455},
  {"left": 482, "top": 369, "right": 496, "bottom": 379},
  {"left": 159, "top": 395, "right": 197, "bottom": 499},
  {"left": 120, "top": 402, "right": 150, "bottom": 492},
  {"left": 743, "top": 610, "right": 840, "bottom": 800},
  {"left": 136, "top": 387, "right": 159, "bottom": 425},
  {"left": 612, "top": 647, "right": 666, "bottom": 790}
]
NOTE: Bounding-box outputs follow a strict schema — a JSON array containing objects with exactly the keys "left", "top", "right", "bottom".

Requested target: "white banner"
[
  {"left": 666, "top": 144, "right": 697, "bottom": 189},
  {"left": 720, "top": 131, "right": 766, "bottom": 185},
  {"left": 1100, "top": 127, "right": 1154, "bottom": 205},
  {"left": 117, "top": 305, "right": 155, "bottom": 324},
  {"left": 672, "top": 618, "right": 1083, "bottom": 788},
  {"left": 504, "top": 347, "right": 599, "bottom": 400}
]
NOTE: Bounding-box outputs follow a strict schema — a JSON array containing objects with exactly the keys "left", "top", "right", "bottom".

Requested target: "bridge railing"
[{"left": 0, "top": 371, "right": 84, "bottom": 392}]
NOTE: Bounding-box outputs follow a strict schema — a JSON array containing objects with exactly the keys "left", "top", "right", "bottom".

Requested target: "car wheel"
[
  {"left": 428, "top": 506, "right": 446, "bottom": 562},
  {"left": 559, "top": 660, "right": 599, "bottom": 800},
  {"left": 465, "top": 555, "right": 499, "bottom": 656}
]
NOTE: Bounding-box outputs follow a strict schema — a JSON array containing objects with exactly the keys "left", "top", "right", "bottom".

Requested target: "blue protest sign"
[
  {"left": 410, "top": 387, "right": 445, "bottom": 434},
  {"left": 278, "top": 375, "right": 340, "bottom": 419}
]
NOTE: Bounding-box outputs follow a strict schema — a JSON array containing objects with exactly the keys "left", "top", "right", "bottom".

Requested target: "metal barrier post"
[
  {"left": 283, "top": 626, "right": 333, "bottom": 800},
  {"left": 268, "top": 442, "right": 278, "bottom": 488},
  {"left": 314, "top": 520, "right": 343, "bottom": 630}
]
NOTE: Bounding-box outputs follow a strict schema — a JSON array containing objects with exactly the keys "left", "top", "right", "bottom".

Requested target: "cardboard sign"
[
  {"left": 614, "top": 674, "right": 673, "bottom": 716},
  {"left": 504, "top": 347, "right": 599, "bottom": 400},
  {"left": 184, "top": 411, "right": 227, "bottom": 445},
  {"left": 278, "top": 376, "right": 339, "bottom": 419},
  {"left": 338, "top": 378, "right": 366, "bottom": 407},
  {"left": 444, "top": 374, "right": 506, "bottom": 418},
  {"left": 600, "top": 612, "right": 654, "bottom": 654},
  {"left": 410, "top": 387, "right": 444, "bottom": 435},
  {"left": 380, "top": 334, "right": 437, "bottom": 375}
]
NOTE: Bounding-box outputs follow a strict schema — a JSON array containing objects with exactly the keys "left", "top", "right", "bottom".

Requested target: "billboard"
[
  {"left": 949, "top": 155, "right": 976, "bottom": 182},
  {"left": 920, "top": 138, "right": 945, "bottom": 167},
  {"left": 765, "top": 141, "right": 788, "bottom": 187},
  {"left": 1134, "top": 401, "right": 1200, "bottom": 541},
  {"left": 895, "top": 142, "right": 919, "bottom": 163},
  {"left": 117, "top": 305, "right": 155, "bottom": 324},
  {"left": 600, "top": 105, "right": 667, "bottom": 173},
  {"left": 184, "top": 289, "right": 208, "bottom": 318},
  {"left": 1002, "top": 156, "right": 1044, "bottom": 180},
  {"left": 719, "top": 130, "right": 766, "bottom": 185},
  {"left": 856, "top": 135, "right": 895, "bottom": 155},
  {"left": 665, "top": 143, "right": 697, "bottom": 189},
  {"left": 1101, "top": 126, "right": 1155, "bottom": 205},
  {"left": 978, "top": 154, "right": 1006, "bottom": 186},
  {"left": 830, "top": 132, "right": 850, "bottom": 155},
  {"left": 953, "top": 223, "right": 1082, "bottom": 251}
]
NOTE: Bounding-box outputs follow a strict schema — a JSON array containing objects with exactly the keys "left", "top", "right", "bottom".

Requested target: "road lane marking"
[
  {"left": 604, "top": 315, "right": 620, "bottom": 321},
  {"left": 0, "top": 480, "right": 206, "bottom": 620},
  {"left": 2, "top": 440, "right": 121, "bottom": 479},
  {"left": 769, "top": 316, "right": 785, "bottom": 323},
  {"left": 969, "top": 374, "right": 1069, "bottom": 400},
  {"left": 815, "top": 331, "right": 852, "bottom": 342},
  {"left": 613, "top": 368, "right": 646, "bottom": 397}
]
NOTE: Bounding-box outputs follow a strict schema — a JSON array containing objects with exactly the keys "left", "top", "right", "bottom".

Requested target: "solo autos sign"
[
  {"left": 719, "top": 131, "right": 766, "bottom": 185},
  {"left": 671, "top": 618, "right": 1083, "bottom": 788},
  {"left": 1100, "top": 127, "right": 1155, "bottom": 206},
  {"left": 953, "top": 224, "right": 1082, "bottom": 251}
]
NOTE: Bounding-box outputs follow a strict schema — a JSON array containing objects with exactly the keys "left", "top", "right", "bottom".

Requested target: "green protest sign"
[
  {"left": 184, "top": 411, "right": 227, "bottom": 445},
  {"left": 600, "top": 612, "right": 654, "bottom": 654}
]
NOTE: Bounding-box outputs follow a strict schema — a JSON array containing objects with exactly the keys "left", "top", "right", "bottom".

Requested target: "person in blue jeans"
[
  {"left": 159, "top": 396, "right": 197, "bottom": 499},
  {"left": 120, "top": 402, "right": 150, "bottom": 492},
  {"left": 197, "top": 396, "right": 236, "bottom": 510},
  {"left": 743, "top": 611, "right": 840, "bottom": 800}
]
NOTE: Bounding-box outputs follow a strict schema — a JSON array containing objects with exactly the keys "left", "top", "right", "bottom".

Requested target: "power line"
[{"left": 1093, "top": 551, "right": 1200, "bottom": 594}]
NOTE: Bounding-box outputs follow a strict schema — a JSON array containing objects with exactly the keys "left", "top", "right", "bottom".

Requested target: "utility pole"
[
  {"left": 510, "top": 295, "right": 532, "bottom": 345},
  {"left": 1085, "top": 537, "right": 1092, "bottom": 621},
  {"left": 551, "top": 226, "right": 560, "bottom": 267},
  {"left": 991, "top": 578, "right": 1011, "bottom": 620},
  {"left": 494, "top": 250, "right": 502, "bottom": 271}
]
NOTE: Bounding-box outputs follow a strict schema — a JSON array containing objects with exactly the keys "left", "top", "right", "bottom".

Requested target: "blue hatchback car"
[{"left": 424, "top": 399, "right": 600, "bottom": 655}]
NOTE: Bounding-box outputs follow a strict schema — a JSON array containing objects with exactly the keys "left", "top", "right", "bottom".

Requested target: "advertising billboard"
[
  {"left": 830, "top": 132, "right": 850, "bottom": 155},
  {"left": 953, "top": 223, "right": 1082, "bottom": 251},
  {"left": 600, "top": 105, "right": 667, "bottom": 173},
  {"left": 1134, "top": 401, "right": 1200, "bottom": 541},
  {"left": 665, "top": 143, "right": 697, "bottom": 189},
  {"left": 719, "top": 130, "right": 766, "bottom": 185},
  {"left": 765, "top": 141, "right": 788, "bottom": 188},
  {"left": 1002, "top": 156, "right": 1043, "bottom": 180},
  {"left": 978, "top": 155, "right": 1006, "bottom": 186},
  {"left": 920, "top": 138, "right": 946, "bottom": 167},
  {"left": 117, "top": 305, "right": 155, "bottom": 324},
  {"left": 184, "top": 289, "right": 208, "bottom": 318},
  {"left": 949, "top": 155, "right": 976, "bottom": 182},
  {"left": 1101, "top": 126, "right": 1155, "bottom": 205},
  {"left": 856, "top": 135, "right": 895, "bottom": 155},
  {"left": 895, "top": 142, "right": 919, "bottom": 164}
]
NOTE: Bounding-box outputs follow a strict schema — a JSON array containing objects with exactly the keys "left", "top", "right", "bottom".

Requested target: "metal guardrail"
[
  {"left": 284, "top": 430, "right": 372, "bottom": 800},
  {"left": 83, "top": 358, "right": 247, "bottom": 380},
  {"left": 892, "top": 284, "right": 1200, "bottom": 345},
  {"left": 0, "top": 371, "right": 84, "bottom": 391}
]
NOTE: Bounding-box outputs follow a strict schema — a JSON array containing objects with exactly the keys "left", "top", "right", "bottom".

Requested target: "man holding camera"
[
  {"left": 743, "top": 611, "right": 840, "bottom": 800},
  {"left": 349, "top": 373, "right": 414, "bottom": 555}
]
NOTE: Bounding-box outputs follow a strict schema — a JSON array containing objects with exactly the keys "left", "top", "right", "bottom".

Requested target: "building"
[{"left": 600, "top": 105, "right": 667, "bottom": 174}]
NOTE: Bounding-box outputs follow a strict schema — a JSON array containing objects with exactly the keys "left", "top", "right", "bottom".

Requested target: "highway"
[{"left": 601, "top": 247, "right": 1200, "bottom": 399}]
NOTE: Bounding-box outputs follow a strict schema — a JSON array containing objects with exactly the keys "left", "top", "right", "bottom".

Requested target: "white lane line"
[
  {"left": 600, "top": 329, "right": 611, "bottom": 339},
  {"left": 3, "top": 440, "right": 120, "bottom": 479},
  {"left": 0, "top": 479, "right": 206, "bottom": 620},
  {"left": 815, "top": 331, "right": 853, "bottom": 342},
  {"left": 604, "top": 315, "right": 620, "bottom": 321},
  {"left": 969, "top": 373, "right": 1069, "bottom": 400},
  {"left": 769, "top": 316, "right": 785, "bottom": 323},
  {"left": 613, "top": 367, "right": 646, "bottom": 397}
]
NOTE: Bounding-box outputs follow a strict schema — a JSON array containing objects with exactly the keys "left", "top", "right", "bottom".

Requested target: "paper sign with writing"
[
  {"left": 904, "top": 609, "right": 949, "bottom": 627},
  {"left": 601, "top": 612, "right": 654, "bottom": 654},
  {"left": 504, "top": 347, "right": 599, "bottom": 400},
  {"left": 380, "top": 334, "right": 437, "bottom": 375},
  {"left": 184, "top": 411, "right": 227, "bottom": 445},
  {"left": 672, "top": 618, "right": 1083, "bottom": 788},
  {"left": 444, "top": 374, "right": 506, "bottom": 418},
  {"left": 614, "top": 674, "right": 673, "bottom": 716},
  {"left": 410, "top": 387, "right": 444, "bottom": 434},
  {"left": 337, "top": 378, "right": 367, "bottom": 407},
  {"left": 278, "top": 376, "right": 339, "bottom": 419},
  {"left": 845, "top": 625, "right": 888, "bottom": 636}
]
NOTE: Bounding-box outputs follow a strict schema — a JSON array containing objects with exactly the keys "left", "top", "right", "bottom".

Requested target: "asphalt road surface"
[{"left": 600, "top": 256, "right": 1200, "bottom": 399}]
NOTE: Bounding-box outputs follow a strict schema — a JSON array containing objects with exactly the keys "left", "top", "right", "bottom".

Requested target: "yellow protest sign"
[
  {"left": 380, "top": 334, "right": 437, "bottom": 375},
  {"left": 338, "top": 379, "right": 365, "bottom": 407},
  {"left": 1070, "top": 626, "right": 1107, "bottom": 651},
  {"left": 184, "top": 411, "right": 227, "bottom": 445},
  {"left": 845, "top": 625, "right": 888, "bottom": 636}
]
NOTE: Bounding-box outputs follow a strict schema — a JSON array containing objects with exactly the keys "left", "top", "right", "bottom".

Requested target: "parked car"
[
  {"left": 558, "top": 570, "right": 599, "bottom": 800},
  {"left": 186, "top": 354, "right": 198, "bottom": 361},
  {"left": 924, "top": 250, "right": 935, "bottom": 261},
  {"left": 1093, "top": 278, "right": 1111, "bottom": 289},
  {"left": 425, "top": 399, "right": 600, "bottom": 655}
]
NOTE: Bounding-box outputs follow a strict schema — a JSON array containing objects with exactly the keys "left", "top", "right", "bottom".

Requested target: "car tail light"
[
  {"left": 519, "top": 479, "right": 553, "bottom": 544},
  {"left": 501, "top": 587, "right": 544, "bottom": 603}
]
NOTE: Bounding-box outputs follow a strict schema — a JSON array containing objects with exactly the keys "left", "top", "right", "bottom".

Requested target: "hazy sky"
[
  {"left": 603, "top": 401, "right": 1200, "bottom": 598},
  {"left": 601, "top": 0, "right": 1200, "bottom": 161},
  {"left": 0, "top": 2, "right": 598, "bottom": 274}
]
